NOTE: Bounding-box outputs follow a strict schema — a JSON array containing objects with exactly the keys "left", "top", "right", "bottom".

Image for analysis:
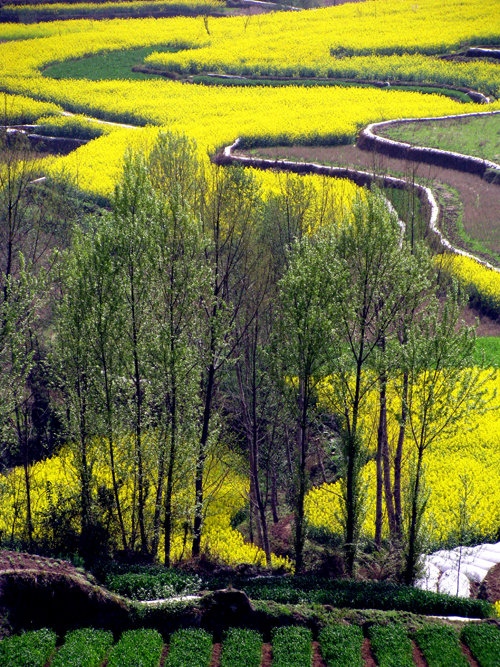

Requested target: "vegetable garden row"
[{"left": 2, "top": 623, "right": 499, "bottom": 667}]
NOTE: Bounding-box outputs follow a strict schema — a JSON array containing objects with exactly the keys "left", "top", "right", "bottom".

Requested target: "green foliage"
[
  {"left": 43, "top": 46, "right": 185, "bottom": 81},
  {"left": 474, "top": 337, "right": 500, "bottom": 368},
  {"left": 105, "top": 570, "right": 201, "bottom": 600},
  {"left": 460, "top": 623, "right": 500, "bottom": 667},
  {"left": 368, "top": 623, "right": 413, "bottom": 667},
  {"left": 107, "top": 629, "right": 163, "bottom": 667},
  {"left": 318, "top": 624, "right": 363, "bottom": 667},
  {"left": 414, "top": 625, "right": 468, "bottom": 667},
  {"left": 165, "top": 628, "right": 213, "bottom": 667},
  {"left": 271, "top": 626, "right": 312, "bottom": 667},
  {"left": 218, "top": 575, "right": 493, "bottom": 618},
  {"left": 35, "top": 114, "right": 108, "bottom": 140},
  {"left": 220, "top": 628, "right": 262, "bottom": 667},
  {"left": 51, "top": 627, "right": 113, "bottom": 667},
  {"left": 0, "top": 628, "right": 57, "bottom": 667}
]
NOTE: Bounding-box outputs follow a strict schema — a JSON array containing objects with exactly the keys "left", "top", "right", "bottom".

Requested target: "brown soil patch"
[
  {"left": 261, "top": 642, "right": 272, "bottom": 667},
  {"left": 0, "top": 550, "right": 84, "bottom": 578},
  {"left": 312, "top": 640, "right": 327, "bottom": 667},
  {"left": 159, "top": 644, "right": 169, "bottom": 667},
  {"left": 244, "top": 144, "right": 500, "bottom": 264},
  {"left": 210, "top": 642, "right": 222, "bottom": 667},
  {"left": 361, "top": 637, "right": 377, "bottom": 667},
  {"left": 412, "top": 639, "right": 428, "bottom": 667},
  {"left": 461, "top": 641, "right": 480, "bottom": 667},
  {"left": 479, "top": 561, "right": 500, "bottom": 603},
  {"left": 461, "top": 303, "right": 500, "bottom": 336}
]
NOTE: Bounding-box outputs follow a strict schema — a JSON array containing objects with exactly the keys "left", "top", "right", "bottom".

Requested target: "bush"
[
  {"left": 220, "top": 628, "right": 262, "bottom": 667},
  {"left": 216, "top": 575, "right": 493, "bottom": 617},
  {"left": 35, "top": 115, "right": 108, "bottom": 141},
  {"left": 414, "top": 625, "right": 468, "bottom": 667},
  {"left": 107, "top": 629, "right": 163, "bottom": 667},
  {"left": 271, "top": 626, "right": 312, "bottom": 667},
  {"left": 51, "top": 627, "right": 113, "bottom": 667},
  {"left": 319, "top": 624, "right": 363, "bottom": 667},
  {"left": 105, "top": 570, "right": 201, "bottom": 600},
  {"left": 0, "top": 628, "right": 57, "bottom": 667},
  {"left": 461, "top": 623, "right": 500, "bottom": 667},
  {"left": 368, "top": 623, "right": 413, "bottom": 667},
  {"left": 165, "top": 628, "right": 213, "bottom": 667}
]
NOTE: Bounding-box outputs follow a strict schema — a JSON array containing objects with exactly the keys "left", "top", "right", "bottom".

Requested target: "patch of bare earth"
[
  {"left": 261, "top": 642, "right": 272, "bottom": 667},
  {"left": 461, "top": 642, "right": 480, "bottom": 667},
  {"left": 312, "top": 640, "right": 326, "bottom": 667},
  {"left": 242, "top": 144, "right": 500, "bottom": 265},
  {"left": 480, "top": 561, "right": 500, "bottom": 603},
  {"left": 361, "top": 638, "right": 377, "bottom": 667},
  {"left": 411, "top": 639, "right": 428, "bottom": 667},
  {"left": 461, "top": 303, "right": 500, "bottom": 336},
  {"left": 210, "top": 642, "right": 222, "bottom": 667}
]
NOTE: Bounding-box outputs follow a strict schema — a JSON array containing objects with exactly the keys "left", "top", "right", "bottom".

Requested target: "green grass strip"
[
  {"left": 220, "top": 628, "right": 262, "bottom": 667},
  {"left": 51, "top": 627, "right": 114, "bottom": 667},
  {"left": 414, "top": 625, "right": 468, "bottom": 667},
  {"left": 165, "top": 628, "right": 213, "bottom": 667},
  {"left": 368, "top": 623, "right": 414, "bottom": 667},
  {"left": 107, "top": 629, "right": 163, "bottom": 667},
  {"left": 0, "top": 628, "right": 57, "bottom": 667},
  {"left": 271, "top": 626, "right": 312, "bottom": 667},
  {"left": 319, "top": 624, "right": 363, "bottom": 667},
  {"left": 461, "top": 623, "right": 500, "bottom": 667},
  {"left": 474, "top": 337, "right": 500, "bottom": 368}
]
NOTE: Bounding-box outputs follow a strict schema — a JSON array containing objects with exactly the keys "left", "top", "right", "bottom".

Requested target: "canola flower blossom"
[
  {"left": 0, "top": 441, "right": 292, "bottom": 570},
  {"left": 306, "top": 370, "right": 500, "bottom": 545}
]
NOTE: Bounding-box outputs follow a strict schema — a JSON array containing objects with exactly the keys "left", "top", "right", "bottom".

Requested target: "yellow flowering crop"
[
  {"left": 306, "top": 370, "right": 500, "bottom": 545},
  {"left": 435, "top": 254, "right": 500, "bottom": 314}
]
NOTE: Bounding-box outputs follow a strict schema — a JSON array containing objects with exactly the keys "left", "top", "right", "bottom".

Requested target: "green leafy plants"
[
  {"left": 0, "top": 628, "right": 57, "bottom": 667},
  {"left": 319, "top": 624, "right": 363, "bottom": 667},
  {"left": 414, "top": 625, "right": 468, "bottom": 667},
  {"left": 165, "top": 628, "right": 213, "bottom": 667},
  {"left": 105, "top": 569, "right": 201, "bottom": 600},
  {"left": 368, "top": 623, "right": 413, "bottom": 667},
  {"left": 271, "top": 626, "right": 312, "bottom": 667},
  {"left": 51, "top": 627, "right": 114, "bottom": 667},
  {"left": 208, "top": 576, "right": 493, "bottom": 618},
  {"left": 220, "top": 628, "right": 262, "bottom": 667},
  {"left": 107, "top": 629, "right": 163, "bottom": 667},
  {"left": 461, "top": 623, "right": 500, "bottom": 667}
]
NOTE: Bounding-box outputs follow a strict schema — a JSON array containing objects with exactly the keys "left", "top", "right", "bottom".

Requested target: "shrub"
[
  {"left": 0, "top": 628, "right": 57, "bottom": 667},
  {"left": 165, "top": 628, "right": 212, "bottom": 667},
  {"left": 51, "top": 627, "right": 114, "bottom": 667},
  {"left": 461, "top": 623, "right": 500, "bottom": 667},
  {"left": 105, "top": 570, "right": 201, "bottom": 601},
  {"left": 220, "top": 628, "right": 262, "bottom": 667},
  {"left": 271, "top": 626, "right": 312, "bottom": 667},
  {"left": 414, "top": 625, "right": 468, "bottom": 667},
  {"left": 368, "top": 623, "right": 413, "bottom": 667},
  {"left": 107, "top": 629, "right": 163, "bottom": 667},
  {"left": 319, "top": 624, "right": 363, "bottom": 667}
]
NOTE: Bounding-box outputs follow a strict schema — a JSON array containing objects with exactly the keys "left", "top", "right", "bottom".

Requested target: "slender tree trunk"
[
  {"left": 393, "top": 371, "right": 408, "bottom": 540},
  {"left": 294, "top": 379, "right": 309, "bottom": 575},
  {"left": 404, "top": 443, "right": 424, "bottom": 585},
  {"left": 192, "top": 362, "right": 215, "bottom": 557},
  {"left": 164, "top": 383, "right": 177, "bottom": 567}
]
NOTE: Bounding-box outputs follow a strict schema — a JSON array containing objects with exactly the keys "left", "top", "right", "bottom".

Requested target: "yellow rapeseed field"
[{"left": 306, "top": 370, "right": 500, "bottom": 544}]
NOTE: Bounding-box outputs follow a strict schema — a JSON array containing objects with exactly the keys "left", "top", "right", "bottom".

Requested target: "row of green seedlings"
[
  {"left": 1, "top": 622, "right": 499, "bottom": 666},
  {"left": 103, "top": 568, "right": 494, "bottom": 617}
]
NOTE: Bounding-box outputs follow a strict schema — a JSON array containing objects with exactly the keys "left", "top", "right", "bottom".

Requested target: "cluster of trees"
[{"left": 0, "top": 130, "right": 486, "bottom": 583}]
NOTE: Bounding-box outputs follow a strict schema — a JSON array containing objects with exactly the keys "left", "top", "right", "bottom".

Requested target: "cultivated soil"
[{"left": 241, "top": 144, "right": 500, "bottom": 264}]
